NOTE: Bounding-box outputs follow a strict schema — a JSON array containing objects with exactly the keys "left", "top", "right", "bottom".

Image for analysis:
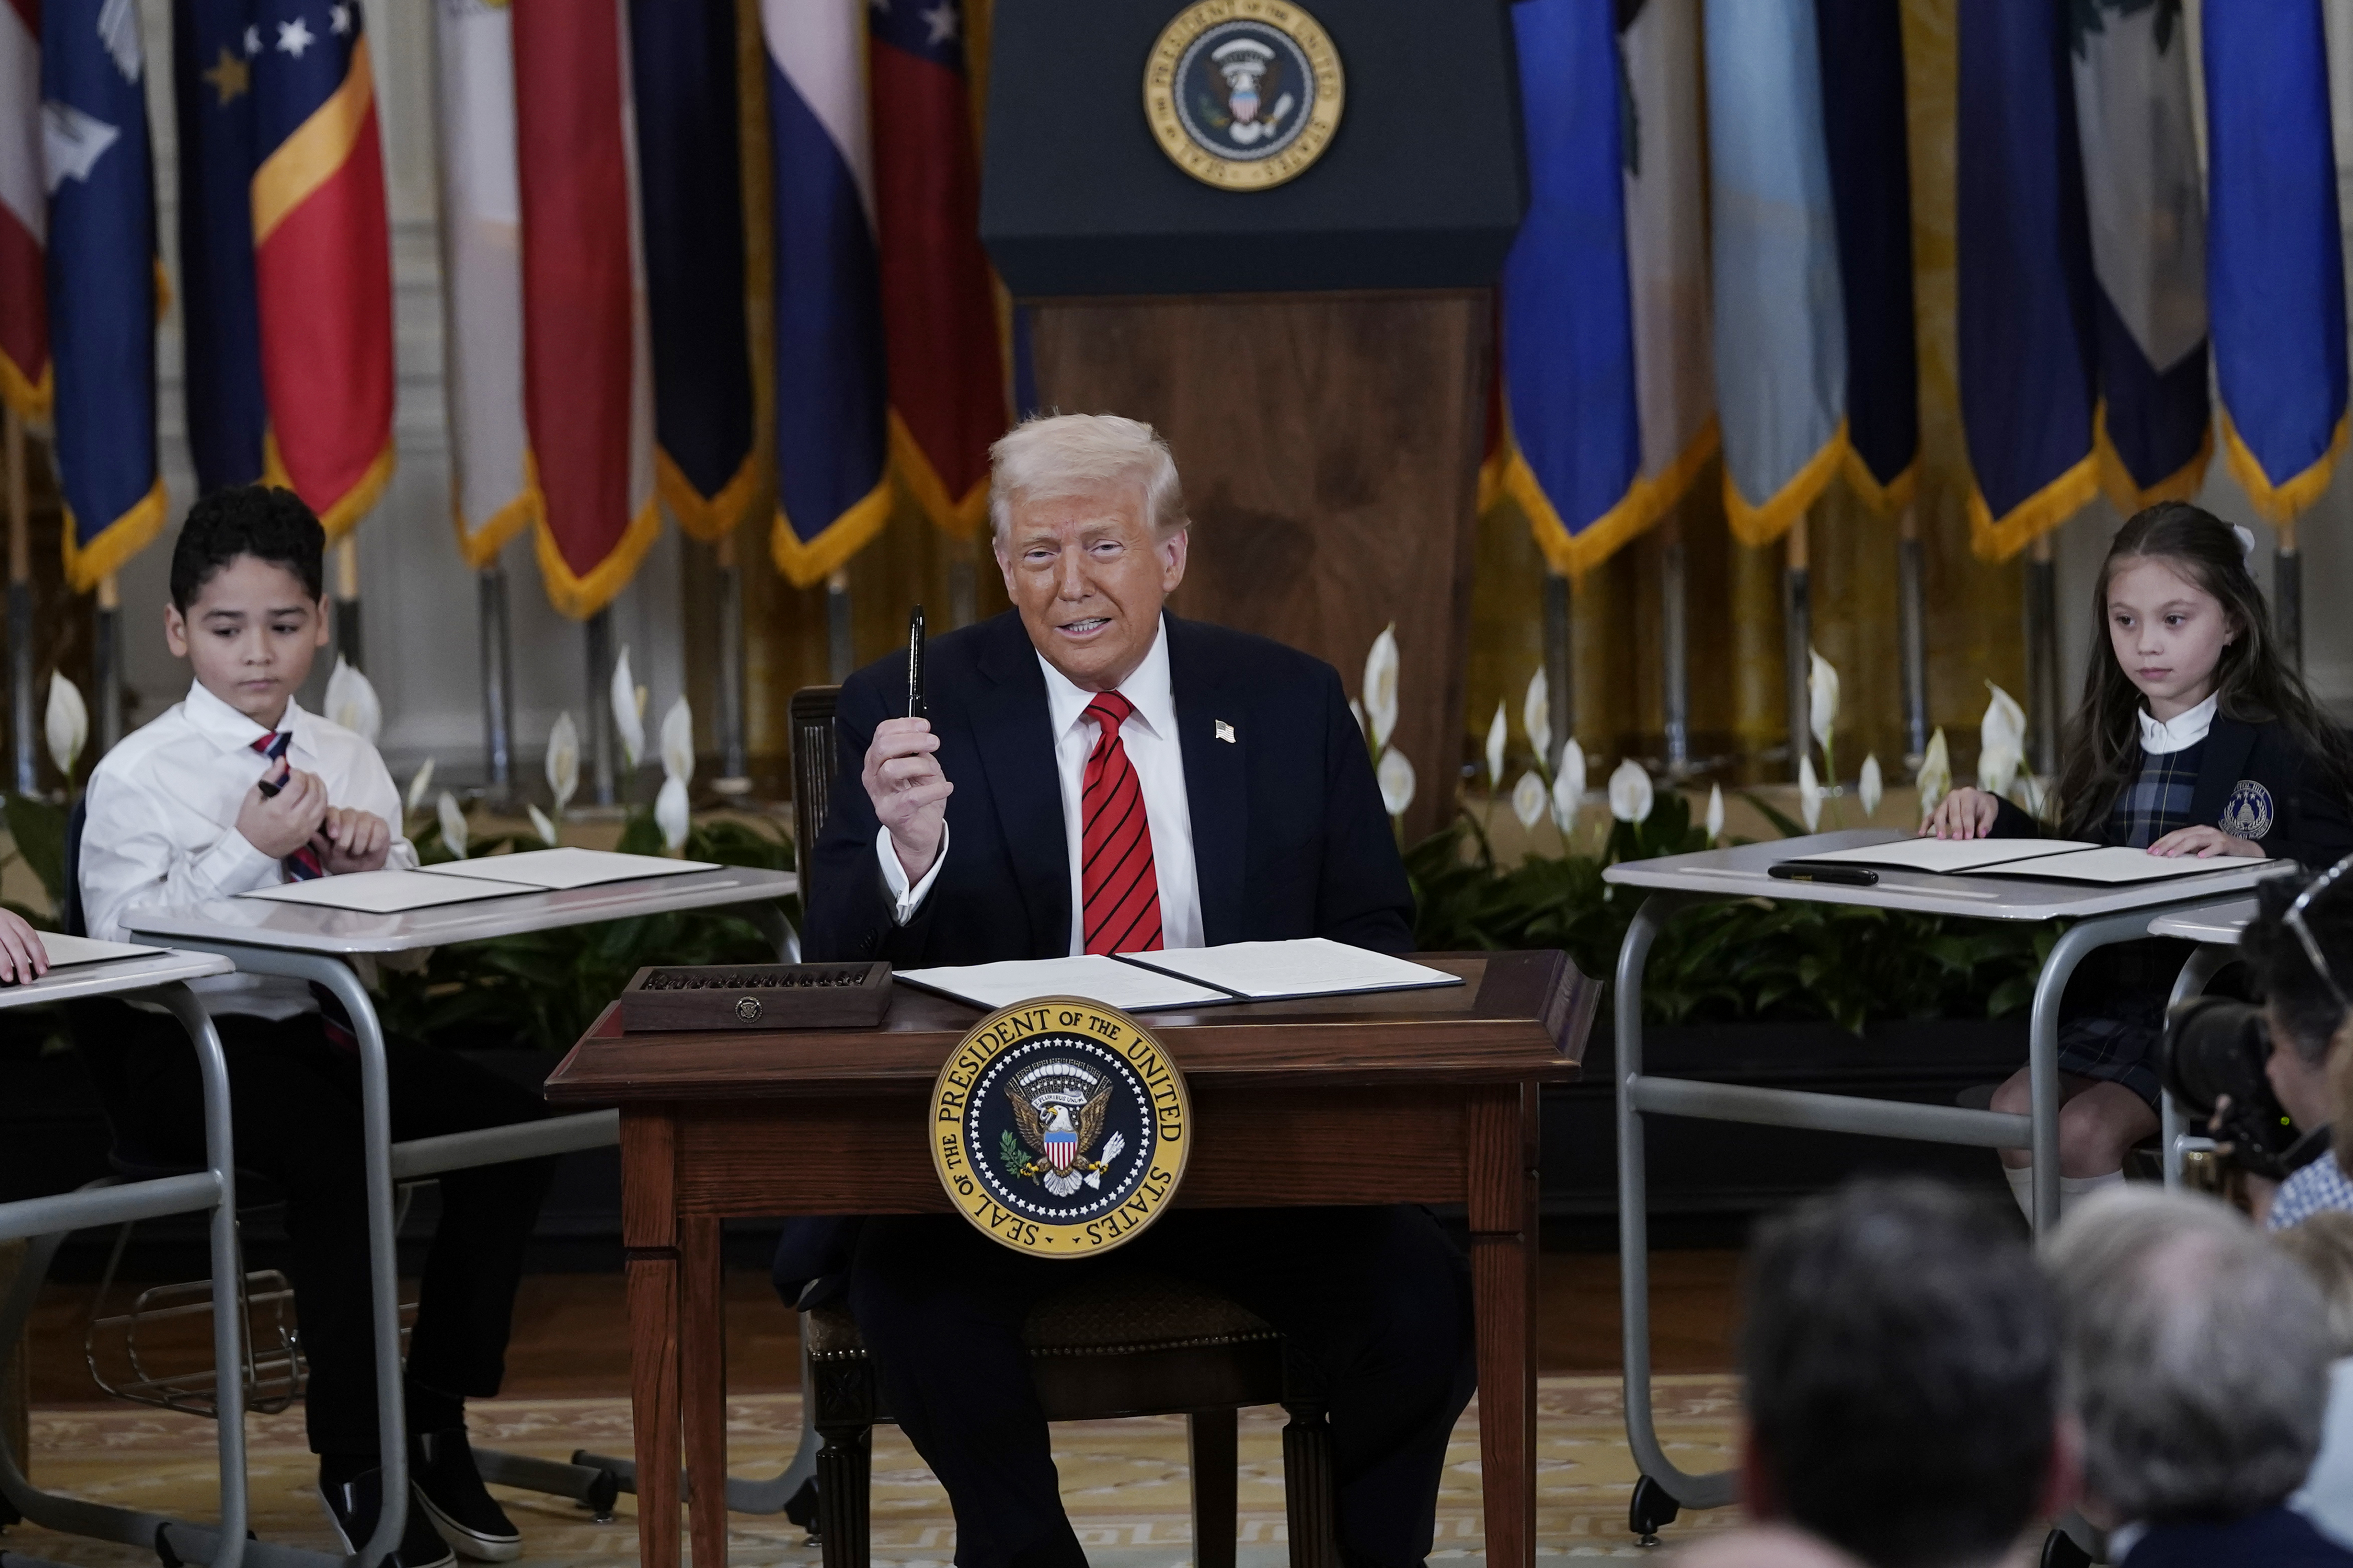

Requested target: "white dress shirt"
[
  {"left": 879, "top": 616, "right": 1204, "bottom": 954},
  {"left": 81, "top": 679, "right": 417, "bottom": 1018},
  {"left": 2137, "top": 692, "right": 2217, "bottom": 755}
]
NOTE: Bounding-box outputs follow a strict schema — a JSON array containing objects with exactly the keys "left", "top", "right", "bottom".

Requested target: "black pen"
[
  {"left": 907, "top": 604, "right": 927, "bottom": 720},
  {"left": 1769, "top": 862, "right": 1879, "bottom": 887}
]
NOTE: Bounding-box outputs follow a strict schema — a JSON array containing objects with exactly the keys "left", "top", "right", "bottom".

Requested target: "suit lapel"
[
  {"left": 1169, "top": 617, "right": 1248, "bottom": 945},
  {"left": 2188, "top": 714, "right": 2260, "bottom": 830},
  {"left": 969, "top": 616, "right": 1070, "bottom": 953}
]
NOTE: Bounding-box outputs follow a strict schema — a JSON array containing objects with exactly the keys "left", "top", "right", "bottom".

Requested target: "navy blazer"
[
  {"left": 2122, "top": 1506, "right": 2353, "bottom": 1566},
  {"left": 804, "top": 610, "right": 1415, "bottom": 964},
  {"left": 1990, "top": 713, "right": 2353, "bottom": 871}
]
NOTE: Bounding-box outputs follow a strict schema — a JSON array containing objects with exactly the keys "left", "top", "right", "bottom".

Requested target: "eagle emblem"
[{"left": 1000, "top": 1058, "right": 1129, "bottom": 1198}]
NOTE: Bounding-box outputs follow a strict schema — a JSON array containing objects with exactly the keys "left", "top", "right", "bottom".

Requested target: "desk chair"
[{"left": 787, "top": 684, "right": 1341, "bottom": 1568}]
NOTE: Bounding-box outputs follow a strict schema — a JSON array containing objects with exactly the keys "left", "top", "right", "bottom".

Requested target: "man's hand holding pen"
[{"left": 864, "top": 716, "right": 951, "bottom": 881}]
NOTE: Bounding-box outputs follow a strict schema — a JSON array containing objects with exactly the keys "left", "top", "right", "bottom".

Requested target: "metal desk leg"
[
  {"left": 2160, "top": 946, "right": 2237, "bottom": 1189},
  {"left": 2024, "top": 910, "right": 2169, "bottom": 1234}
]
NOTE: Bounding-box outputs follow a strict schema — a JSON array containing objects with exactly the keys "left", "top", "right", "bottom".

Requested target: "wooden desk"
[{"left": 546, "top": 950, "right": 1594, "bottom": 1568}]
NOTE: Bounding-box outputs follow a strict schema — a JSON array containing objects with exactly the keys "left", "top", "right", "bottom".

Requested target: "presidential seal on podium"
[
  {"left": 930, "top": 997, "right": 1192, "bottom": 1257},
  {"left": 1144, "top": 0, "right": 1345, "bottom": 191}
]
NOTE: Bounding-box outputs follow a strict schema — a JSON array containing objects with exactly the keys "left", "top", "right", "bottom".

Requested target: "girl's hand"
[
  {"left": 2147, "top": 825, "right": 2266, "bottom": 859},
  {"left": 1920, "top": 786, "right": 2001, "bottom": 840},
  {"left": 0, "top": 909, "right": 49, "bottom": 985}
]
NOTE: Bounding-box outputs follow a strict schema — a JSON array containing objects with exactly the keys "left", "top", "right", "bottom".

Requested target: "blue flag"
[
  {"left": 2204, "top": 0, "right": 2347, "bottom": 522},
  {"left": 44, "top": 0, "right": 166, "bottom": 589},
  {"left": 173, "top": 0, "right": 268, "bottom": 495}
]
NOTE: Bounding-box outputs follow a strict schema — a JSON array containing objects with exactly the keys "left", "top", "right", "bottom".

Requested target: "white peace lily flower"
[
  {"left": 1362, "top": 624, "right": 1399, "bottom": 752},
  {"left": 436, "top": 791, "right": 469, "bottom": 858},
  {"left": 1799, "top": 753, "right": 1824, "bottom": 832},
  {"left": 1485, "top": 701, "right": 1507, "bottom": 791},
  {"left": 1981, "top": 681, "right": 2027, "bottom": 768},
  {"left": 1376, "top": 747, "right": 1415, "bottom": 818},
  {"left": 655, "top": 775, "right": 691, "bottom": 853},
  {"left": 1859, "top": 753, "right": 1884, "bottom": 819},
  {"left": 1551, "top": 741, "right": 1587, "bottom": 832},
  {"left": 1349, "top": 697, "right": 1365, "bottom": 738},
  {"left": 610, "top": 647, "right": 645, "bottom": 770},
  {"left": 43, "top": 671, "right": 87, "bottom": 779},
  {"left": 1809, "top": 649, "right": 1839, "bottom": 752},
  {"left": 1916, "top": 728, "right": 1952, "bottom": 818},
  {"left": 1511, "top": 770, "right": 1546, "bottom": 830},
  {"left": 324, "top": 656, "right": 381, "bottom": 745},
  {"left": 546, "top": 712, "right": 581, "bottom": 815},
  {"left": 1607, "top": 759, "right": 1654, "bottom": 824},
  {"left": 527, "top": 803, "right": 559, "bottom": 846},
  {"left": 1522, "top": 668, "right": 1551, "bottom": 773},
  {"left": 1978, "top": 743, "right": 2021, "bottom": 799},
  {"left": 659, "top": 695, "right": 695, "bottom": 784},
  {"left": 404, "top": 758, "right": 435, "bottom": 814},
  {"left": 1705, "top": 783, "right": 1725, "bottom": 844}
]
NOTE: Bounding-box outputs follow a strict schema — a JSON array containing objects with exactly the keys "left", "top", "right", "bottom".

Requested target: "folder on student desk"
[
  {"left": 897, "top": 939, "right": 1463, "bottom": 1012},
  {"left": 1778, "top": 838, "right": 2271, "bottom": 884},
  {"left": 238, "top": 869, "right": 532, "bottom": 914},
  {"left": 415, "top": 847, "right": 719, "bottom": 890}
]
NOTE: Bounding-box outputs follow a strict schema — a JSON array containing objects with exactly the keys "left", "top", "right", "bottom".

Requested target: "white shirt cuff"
[{"left": 875, "top": 824, "right": 949, "bottom": 924}]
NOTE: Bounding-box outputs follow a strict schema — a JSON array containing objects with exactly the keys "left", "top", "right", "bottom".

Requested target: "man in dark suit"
[{"left": 793, "top": 413, "right": 1472, "bottom": 1568}]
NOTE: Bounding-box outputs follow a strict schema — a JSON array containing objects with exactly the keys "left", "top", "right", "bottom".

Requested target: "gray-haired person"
[
  {"left": 1731, "top": 1179, "right": 2074, "bottom": 1568},
  {"left": 2049, "top": 1186, "right": 2353, "bottom": 1565}
]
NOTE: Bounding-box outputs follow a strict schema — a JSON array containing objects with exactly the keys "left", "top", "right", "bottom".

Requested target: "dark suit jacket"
[
  {"left": 2122, "top": 1506, "right": 2353, "bottom": 1566},
  {"left": 805, "top": 609, "right": 1415, "bottom": 964},
  {"left": 1990, "top": 713, "right": 2353, "bottom": 871}
]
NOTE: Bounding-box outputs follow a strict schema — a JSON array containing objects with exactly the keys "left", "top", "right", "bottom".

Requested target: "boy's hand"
[
  {"left": 1920, "top": 786, "right": 2001, "bottom": 840},
  {"left": 236, "top": 764, "right": 329, "bottom": 859},
  {"left": 314, "top": 807, "right": 392, "bottom": 874},
  {"left": 2147, "top": 824, "right": 2267, "bottom": 860},
  {"left": 0, "top": 908, "right": 48, "bottom": 984}
]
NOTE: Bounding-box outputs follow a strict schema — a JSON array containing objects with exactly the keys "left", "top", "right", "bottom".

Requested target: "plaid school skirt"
[{"left": 2054, "top": 945, "right": 2184, "bottom": 1109}]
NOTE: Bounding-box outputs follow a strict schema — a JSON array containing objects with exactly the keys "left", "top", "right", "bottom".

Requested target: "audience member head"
[
  {"left": 1738, "top": 1178, "right": 2066, "bottom": 1568},
  {"left": 2274, "top": 1210, "right": 2353, "bottom": 1358},
  {"left": 2048, "top": 1185, "right": 2332, "bottom": 1527},
  {"left": 163, "top": 486, "right": 331, "bottom": 726},
  {"left": 2241, "top": 859, "right": 2353, "bottom": 1071},
  {"left": 988, "top": 413, "right": 1189, "bottom": 692}
]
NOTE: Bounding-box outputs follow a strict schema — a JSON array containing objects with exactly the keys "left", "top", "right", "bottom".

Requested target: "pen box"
[{"left": 618, "top": 962, "right": 892, "bottom": 1032}]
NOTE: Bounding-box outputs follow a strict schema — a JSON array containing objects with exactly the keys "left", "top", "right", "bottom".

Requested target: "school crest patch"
[
  {"left": 2221, "top": 779, "right": 2275, "bottom": 841},
  {"left": 930, "top": 998, "right": 1191, "bottom": 1257}
]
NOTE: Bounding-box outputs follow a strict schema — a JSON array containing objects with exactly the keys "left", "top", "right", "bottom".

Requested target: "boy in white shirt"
[{"left": 80, "top": 488, "right": 550, "bottom": 1568}]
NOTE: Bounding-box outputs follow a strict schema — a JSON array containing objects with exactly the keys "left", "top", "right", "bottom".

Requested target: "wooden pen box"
[{"left": 618, "top": 962, "right": 892, "bottom": 1032}]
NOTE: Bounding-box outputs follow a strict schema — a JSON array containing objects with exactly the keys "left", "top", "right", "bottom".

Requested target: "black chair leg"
[
  {"left": 812, "top": 1357, "right": 876, "bottom": 1568},
  {"left": 1187, "top": 1409, "right": 1239, "bottom": 1568},
  {"left": 1277, "top": 1398, "right": 1338, "bottom": 1568}
]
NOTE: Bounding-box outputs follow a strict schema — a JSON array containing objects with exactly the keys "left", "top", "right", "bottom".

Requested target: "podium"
[
  {"left": 980, "top": 0, "right": 1525, "bottom": 841},
  {"left": 551, "top": 950, "right": 1593, "bottom": 1568}
]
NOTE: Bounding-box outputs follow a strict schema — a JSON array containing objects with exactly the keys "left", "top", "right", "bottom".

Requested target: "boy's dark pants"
[{"left": 120, "top": 1012, "right": 555, "bottom": 1455}]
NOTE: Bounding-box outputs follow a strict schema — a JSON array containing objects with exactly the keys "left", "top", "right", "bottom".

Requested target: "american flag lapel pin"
[{"left": 1215, "top": 720, "right": 1236, "bottom": 744}]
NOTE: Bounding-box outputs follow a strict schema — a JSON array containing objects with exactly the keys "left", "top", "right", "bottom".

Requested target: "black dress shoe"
[
  {"left": 318, "top": 1465, "right": 456, "bottom": 1568},
  {"left": 411, "top": 1429, "right": 522, "bottom": 1563}
]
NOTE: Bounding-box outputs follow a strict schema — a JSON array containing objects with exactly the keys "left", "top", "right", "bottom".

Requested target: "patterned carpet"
[{"left": 4, "top": 1377, "right": 1743, "bottom": 1566}]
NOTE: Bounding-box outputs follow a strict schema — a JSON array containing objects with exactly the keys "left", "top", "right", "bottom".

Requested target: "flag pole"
[
  {"left": 1659, "top": 512, "right": 1689, "bottom": 777},
  {"left": 94, "top": 573, "right": 122, "bottom": 755},
  {"left": 826, "top": 567, "right": 854, "bottom": 683},
  {"left": 1543, "top": 567, "right": 1572, "bottom": 773},
  {"left": 2023, "top": 531, "right": 2060, "bottom": 775},
  {"left": 478, "top": 563, "right": 515, "bottom": 802},
  {"left": 713, "top": 531, "right": 751, "bottom": 790},
  {"left": 1896, "top": 501, "right": 1929, "bottom": 767},
  {"left": 586, "top": 608, "right": 616, "bottom": 805},
  {"left": 333, "top": 535, "right": 363, "bottom": 669},
  {"left": 4, "top": 410, "right": 32, "bottom": 793},
  {"left": 1782, "top": 512, "right": 1812, "bottom": 782},
  {"left": 2275, "top": 519, "right": 2302, "bottom": 675}
]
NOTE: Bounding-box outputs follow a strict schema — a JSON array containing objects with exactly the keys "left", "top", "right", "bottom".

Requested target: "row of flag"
[
  {"left": 1491, "top": 0, "right": 2347, "bottom": 576},
  {"left": 0, "top": 0, "right": 1013, "bottom": 615}
]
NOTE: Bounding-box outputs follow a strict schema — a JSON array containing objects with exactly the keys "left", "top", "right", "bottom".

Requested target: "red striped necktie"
[
  {"left": 250, "top": 730, "right": 353, "bottom": 1049},
  {"left": 1081, "top": 691, "right": 1163, "bottom": 955}
]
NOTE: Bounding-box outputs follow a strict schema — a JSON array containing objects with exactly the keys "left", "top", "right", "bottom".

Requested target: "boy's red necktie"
[
  {"left": 249, "top": 730, "right": 352, "bottom": 1048},
  {"left": 1080, "top": 692, "right": 1163, "bottom": 955}
]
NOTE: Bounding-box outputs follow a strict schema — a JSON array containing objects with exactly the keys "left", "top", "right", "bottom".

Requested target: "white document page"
[
  {"left": 1117, "top": 938, "right": 1463, "bottom": 1000},
  {"left": 895, "top": 955, "right": 1233, "bottom": 1013},
  {"left": 416, "top": 848, "right": 719, "bottom": 890},
  {"left": 27, "top": 933, "right": 164, "bottom": 968},
  {"left": 1975, "top": 845, "right": 2273, "bottom": 885},
  {"left": 1788, "top": 838, "right": 2101, "bottom": 874},
  {"left": 240, "top": 869, "right": 532, "bottom": 914}
]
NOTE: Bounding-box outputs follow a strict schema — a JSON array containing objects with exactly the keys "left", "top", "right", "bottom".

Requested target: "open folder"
[
  {"left": 896, "top": 938, "right": 1463, "bottom": 1013},
  {"left": 1778, "top": 837, "right": 2271, "bottom": 884}
]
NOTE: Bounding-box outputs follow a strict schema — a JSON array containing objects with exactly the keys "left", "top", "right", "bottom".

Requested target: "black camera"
[{"left": 2161, "top": 996, "right": 2328, "bottom": 1182}]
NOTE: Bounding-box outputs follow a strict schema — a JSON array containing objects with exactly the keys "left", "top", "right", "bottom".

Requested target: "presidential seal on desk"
[
  {"left": 930, "top": 998, "right": 1191, "bottom": 1257},
  {"left": 1144, "top": 0, "right": 1344, "bottom": 192}
]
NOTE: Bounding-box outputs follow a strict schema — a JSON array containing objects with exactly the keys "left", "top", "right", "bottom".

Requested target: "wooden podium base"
[{"left": 1028, "top": 291, "right": 1491, "bottom": 844}]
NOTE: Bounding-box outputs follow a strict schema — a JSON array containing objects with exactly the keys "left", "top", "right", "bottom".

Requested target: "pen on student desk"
[
  {"left": 1768, "top": 863, "right": 1879, "bottom": 887},
  {"left": 908, "top": 604, "right": 928, "bottom": 720}
]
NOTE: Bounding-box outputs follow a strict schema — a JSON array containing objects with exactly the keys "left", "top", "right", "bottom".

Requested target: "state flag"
[{"left": 0, "top": 0, "right": 46, "bottom": 418}]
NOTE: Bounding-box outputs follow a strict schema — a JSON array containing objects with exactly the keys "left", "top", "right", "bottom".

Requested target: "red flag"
[
  {"left": 870, "top": 0, "right": 1004, "bottom": 537},
  {"left": 0, "top": 0, "right": 47, "bottom": 418},
  {"left": 512, "top": 0, "right": 657, "bottom": 618}
]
